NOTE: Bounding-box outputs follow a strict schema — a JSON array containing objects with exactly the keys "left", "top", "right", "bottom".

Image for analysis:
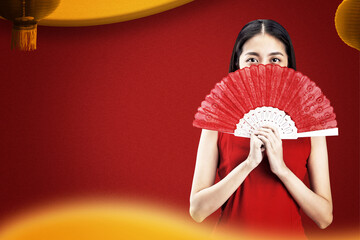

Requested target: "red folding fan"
[{"left": 193, "top": 64, "right": 338, "bottom": 139}]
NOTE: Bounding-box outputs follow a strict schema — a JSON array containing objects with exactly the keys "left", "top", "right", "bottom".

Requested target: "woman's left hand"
[{"left": 254, "top": 125, "right": 288, "bottom": 176}]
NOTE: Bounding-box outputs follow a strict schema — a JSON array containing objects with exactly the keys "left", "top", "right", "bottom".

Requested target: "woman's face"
[{"left": 238, "top": 33, "right": 288, "bottom": 69}]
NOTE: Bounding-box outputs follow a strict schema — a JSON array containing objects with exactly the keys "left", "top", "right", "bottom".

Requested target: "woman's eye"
[
  {"left": 271, "top": 58, "right": 281, "bottom": 63},
  {"left": 246, "top": 58, "right": 258, "bottom": 63}
]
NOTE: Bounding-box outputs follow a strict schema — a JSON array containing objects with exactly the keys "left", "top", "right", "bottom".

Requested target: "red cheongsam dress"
[{"left": 216, "top": 132, "right": 311, "bottom": 238}]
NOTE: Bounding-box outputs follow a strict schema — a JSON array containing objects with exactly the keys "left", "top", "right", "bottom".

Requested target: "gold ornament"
[
  {"left": 335, "top": 0, "right": 360, "bottom": 51},
  {"left": 0, "top": 0, "right": 60, "bottom": 51}
]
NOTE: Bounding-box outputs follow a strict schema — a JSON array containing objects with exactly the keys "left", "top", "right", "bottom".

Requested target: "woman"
[{"left": 189, "top": 19, "right": 333, "bottom": 237}]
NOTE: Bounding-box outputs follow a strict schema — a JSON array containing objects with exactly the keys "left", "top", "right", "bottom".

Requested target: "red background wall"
[{"left": 0, "top": 0, "right": 358, "bottom": 238}]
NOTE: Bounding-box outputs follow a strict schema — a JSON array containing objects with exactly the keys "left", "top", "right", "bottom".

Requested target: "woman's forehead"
[{"left": 242, "top": 33, "right": 286, "bottom": 55}]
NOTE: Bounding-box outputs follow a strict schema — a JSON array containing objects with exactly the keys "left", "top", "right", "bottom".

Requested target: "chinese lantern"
[
  {"left": 335, "top": 0, "right": 360, "bottom": 51},
  {"left": 0, "top": 0, "right": 60, "bottom": 51}
]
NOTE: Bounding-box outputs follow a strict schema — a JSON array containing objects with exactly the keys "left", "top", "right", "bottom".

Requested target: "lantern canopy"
[{"left": 0, "top": 0, "right": 60, "bottom": 51}]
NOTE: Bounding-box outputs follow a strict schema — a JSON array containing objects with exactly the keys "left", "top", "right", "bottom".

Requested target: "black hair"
[{"left": 229, "top": 19, "right": 296, "bottom": 73}]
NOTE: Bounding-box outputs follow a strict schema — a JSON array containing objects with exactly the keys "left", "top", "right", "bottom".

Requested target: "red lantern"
[{"left": 0, "top": 0, "right": 60, "bottom": 51}]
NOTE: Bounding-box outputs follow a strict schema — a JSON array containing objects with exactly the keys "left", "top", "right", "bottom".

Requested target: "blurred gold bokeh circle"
[
  {"left": 0, "top": 199, "right": 358, "bottom": 240},
  {"left": 39, "top": 0, "right": 194, "bottom": 26}
]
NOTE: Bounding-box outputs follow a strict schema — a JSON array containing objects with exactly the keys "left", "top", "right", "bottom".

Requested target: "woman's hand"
[
  {"left": 190, "top": 130, "right": 261, "bottom": 222},
  {"left": 246, "top": 134, "right": 265, "bottom": 169},
  {"left": 254, "top": 125, "right": 288, "bottom": 176}
]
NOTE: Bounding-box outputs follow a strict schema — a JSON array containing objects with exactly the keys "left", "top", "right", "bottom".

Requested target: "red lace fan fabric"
[{"left": 193, "top": 64, "right": 337, "bottom": 136}]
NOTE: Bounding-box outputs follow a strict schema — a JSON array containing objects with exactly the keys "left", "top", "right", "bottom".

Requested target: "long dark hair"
[{"left": 229, "top": 19, "right": 296, "bottom": 73}]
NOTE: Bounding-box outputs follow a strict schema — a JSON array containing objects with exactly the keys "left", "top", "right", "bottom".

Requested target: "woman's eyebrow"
[
  {"left": 245, "top": 52, "right": 259, "bottom": 56},
  {"left": 268, "top": 52, "right": 284, "bottom": 56}
]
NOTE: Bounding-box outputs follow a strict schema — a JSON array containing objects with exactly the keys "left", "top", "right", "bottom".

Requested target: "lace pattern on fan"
[
  {"left": 192, "top": 64, "right": 338, "bottom": 138},
  {"left": 234, "top": 107, "right": 298, "bottom": 139}
]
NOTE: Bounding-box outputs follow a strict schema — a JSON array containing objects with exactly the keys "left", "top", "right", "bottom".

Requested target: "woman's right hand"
[
  {"left": 246, "top": 134, "right": 265, "bottom": 169},
  {"left": 190, "top": 130, "right": 264, "bottom": 223}
]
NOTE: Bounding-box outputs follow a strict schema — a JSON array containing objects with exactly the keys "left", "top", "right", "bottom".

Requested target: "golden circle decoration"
[
  {"left": 335, "top": 0, "right": 360, "bottom": 51},
  {"left": 0, "top": 199, "right": 358, "bottom": 240},
  {"left": 0, "top": 200, "right": 233, "bottom": 240},
  {"left": 38, "top": 0, "right": 194, "bottom": 27}
]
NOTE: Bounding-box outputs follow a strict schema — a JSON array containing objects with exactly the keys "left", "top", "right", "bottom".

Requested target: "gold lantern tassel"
[{"left": 11, "top": 17, "right": 37, "bottom": 51}]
